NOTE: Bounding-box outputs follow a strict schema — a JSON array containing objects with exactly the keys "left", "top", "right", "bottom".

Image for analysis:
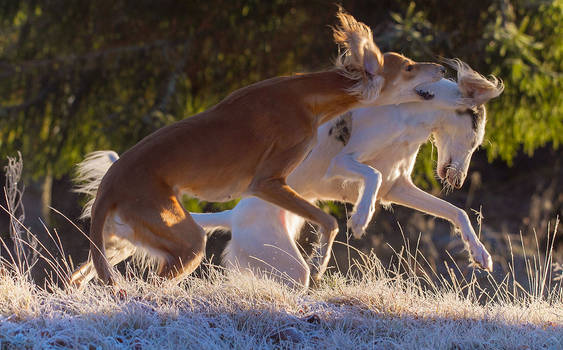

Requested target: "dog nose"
[{"left": 439, "top": 165, "right": 448, "bottom": 179}]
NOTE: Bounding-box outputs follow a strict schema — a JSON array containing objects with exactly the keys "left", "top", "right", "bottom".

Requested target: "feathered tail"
[
  {"left": 70, "top": 150, "right": 119, "bottom": 287},
  {"left": 73, "top": 151, "right": 119, "bottom": 219}
]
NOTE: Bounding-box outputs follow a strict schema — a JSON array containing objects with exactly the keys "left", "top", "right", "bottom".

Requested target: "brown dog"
[{"left": 70, "top": 10, "right": 445, "bottom": 287}]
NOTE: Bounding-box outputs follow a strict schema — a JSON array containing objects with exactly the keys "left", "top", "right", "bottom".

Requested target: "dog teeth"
[
  {"left": 420, "top": 91, "right": 435, "bottom": 100},
  {"left": 416, "top": 89, "right": 435, "bottom": 100}
]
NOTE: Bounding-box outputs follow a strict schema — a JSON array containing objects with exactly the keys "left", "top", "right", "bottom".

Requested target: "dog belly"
[{"left": 178, "top": 180, "right": 251, "bottom": 203}]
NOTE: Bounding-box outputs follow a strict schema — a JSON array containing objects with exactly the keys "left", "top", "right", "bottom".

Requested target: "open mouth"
[{"left": 415, "top": 88, "right": 435, "bottom": 100}]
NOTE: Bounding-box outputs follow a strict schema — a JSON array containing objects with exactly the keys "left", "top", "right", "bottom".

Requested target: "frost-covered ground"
[{"left": 0, "top": 252, "right": 561, "bottom": 350}]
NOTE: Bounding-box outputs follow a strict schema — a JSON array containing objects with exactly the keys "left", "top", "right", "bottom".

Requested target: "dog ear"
[
  {"left": 363, "top": 43, "right": 383, "bottom": 77},
  {"left": 443, "top": 58, "right": 504, "bottom": 106},
  {"left": 333, "top": 9, "right": 385, "bottom": 102},
  {"left": 459, "top": 77, "right": 504, "bottom": 106},
  {"left": 362, "top": 44, "right": 385, "bottom": 101}
]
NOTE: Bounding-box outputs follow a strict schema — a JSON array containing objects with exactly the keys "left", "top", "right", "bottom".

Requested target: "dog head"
[
  {"left": 333, "top": 9, "right": 445, "bottom": 106},
  {"left": 431, "top": 59, "right": 504, "bottom": 190}
]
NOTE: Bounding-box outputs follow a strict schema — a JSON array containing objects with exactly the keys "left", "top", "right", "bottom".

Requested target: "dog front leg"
[
  {"left": 250, "top": 178, "right": 338, "bottom": 282},
  {"left": 324, "top": 153, "right": 382, "bottom": 238},
  {"left": 385, "top": 178, "right": 493, "bottom": 271}
]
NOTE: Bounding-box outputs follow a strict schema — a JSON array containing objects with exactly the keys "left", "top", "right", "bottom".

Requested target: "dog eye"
[{"left": 405, "top": 65, "right": 414, "bottom": 72}]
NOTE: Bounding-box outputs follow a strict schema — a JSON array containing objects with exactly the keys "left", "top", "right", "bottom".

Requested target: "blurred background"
[{"left": 0, "top": 0, "right": 561, "bottom": 287}]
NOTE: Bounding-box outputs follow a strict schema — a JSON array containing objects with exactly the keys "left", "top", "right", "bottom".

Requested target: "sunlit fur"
[
  {"left": 333, "top": 9, "right": 385, "bottom": 102},
  {"left": 444, "top": 58, "right": 504, "bottom": 106},
  {"left": 69, "top": 10, "right": 445, "bottom": 288},
  {"left": 190, "top": 61, "right": 503, "bottom": 288},
  {"left": 73, "top": 151, "right": 119, "bottom": 219},
  {"left": 332, "top": 9, "right": 447, "bottom": 105}
]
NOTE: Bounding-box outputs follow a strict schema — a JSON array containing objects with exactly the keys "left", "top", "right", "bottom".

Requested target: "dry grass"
[{"left": 0, "top": 229, "right": 560, "bottom": 350}]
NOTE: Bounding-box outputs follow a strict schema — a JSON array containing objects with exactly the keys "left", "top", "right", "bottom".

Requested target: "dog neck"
[
  {"left": 299, "top": 71, "right": 361, "bottom": 126},
  {"left": 398, "top": 103, "right": 456, "bottom": 138}
]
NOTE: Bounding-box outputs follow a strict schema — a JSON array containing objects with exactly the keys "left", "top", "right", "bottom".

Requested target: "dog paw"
[
  {"left": 347, "top": 211, "right": 370, "bottom": 239},
  {"left": 470, "top": 243, "right": 493, "bottom": 272}
]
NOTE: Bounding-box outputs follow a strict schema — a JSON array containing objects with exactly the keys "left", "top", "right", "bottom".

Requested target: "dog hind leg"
[
  {"left": 250, "top": 178, "right": 337, "bottom": 283},
  {"left": 70, "top": 235, "right": 137, "bottom": 287},
  {"left": 118, "top": 193, "right": 207, "bottom": 280}
]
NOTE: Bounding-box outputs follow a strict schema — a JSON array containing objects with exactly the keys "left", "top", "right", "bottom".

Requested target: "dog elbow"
[
  {"left": 365, "top": 167, "right": 382, "bottom": 185},
  {"left": 454, "top": 209, "right": 470, "bottom": 228}
]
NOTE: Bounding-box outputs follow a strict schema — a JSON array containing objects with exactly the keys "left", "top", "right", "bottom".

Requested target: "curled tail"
[{"left": 70, "top": 151, "right": 119, "bottom": 286}]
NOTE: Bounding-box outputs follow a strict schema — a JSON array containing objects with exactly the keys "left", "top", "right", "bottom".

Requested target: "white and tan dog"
[
  {"left": 74, "top": 60, "right": 501, "bottom": 288},
  {"left": 70, "top": 10, "right": 445, "bottom": 287},
  {"left": 190, "top": 59, "right": 503, "bottom": 287}
]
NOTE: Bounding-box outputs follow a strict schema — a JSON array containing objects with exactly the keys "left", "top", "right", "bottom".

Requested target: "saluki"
[
  {"left": 70, "top": 10, "right": 445, "bottom": 287},
  {"left": 189, "top": 59, "right": 503, "bottom": 287}
]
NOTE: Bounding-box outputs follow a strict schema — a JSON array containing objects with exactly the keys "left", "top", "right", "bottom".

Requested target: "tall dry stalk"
[{"left": 3, "top": 152, "right": 39, "bottom": 275}]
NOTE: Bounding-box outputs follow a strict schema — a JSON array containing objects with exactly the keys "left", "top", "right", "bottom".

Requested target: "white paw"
[
  {"left": 470, "top": 242, "right": 493, "bottom": 272},
  {"left": 347, "top": 210, "right": 371, "bottom": 239}
]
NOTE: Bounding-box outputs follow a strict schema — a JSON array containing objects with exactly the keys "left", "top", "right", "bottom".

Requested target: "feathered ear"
[
  {"left": 443, "top": 58, "right": 504, "bottom": 106},
  {"left": 363, "top": 44, "right": 383, "bottom": 77},
  {"left": 333, "top": 8, "right": 385, "bottom": 102},
  {"left": 362, "top": 48, "right": 384, "bottom": 100}
]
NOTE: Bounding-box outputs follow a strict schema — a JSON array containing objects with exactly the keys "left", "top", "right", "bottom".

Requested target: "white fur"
[{"left": 192, "top": 67, "right": 502, "bottom": 288}]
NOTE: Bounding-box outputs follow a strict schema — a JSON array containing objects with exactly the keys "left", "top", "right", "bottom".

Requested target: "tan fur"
[
  {"left": 333, "top": 10, "right": 384, "bottom": 102},
  {"left": 70, "top": 10, "right": 445, "bottom": 287}
]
